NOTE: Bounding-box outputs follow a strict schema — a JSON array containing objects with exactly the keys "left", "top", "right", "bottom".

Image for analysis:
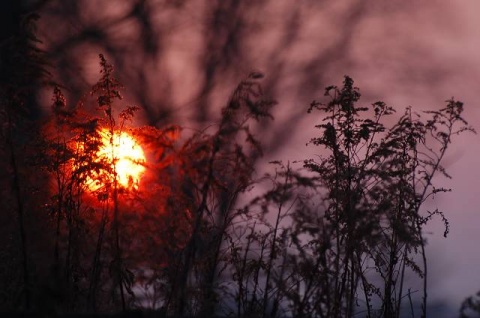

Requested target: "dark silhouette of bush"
[{"left": 219, "top": 76, "right": 473, "bottom": 318}]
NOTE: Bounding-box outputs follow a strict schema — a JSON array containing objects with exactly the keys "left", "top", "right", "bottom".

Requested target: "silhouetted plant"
[
  {"left": 166, "top": 71, "right": 275, "bottom": 317},
  {"left": 37, "top": 55, "right": 279, "bottom": 316},
  {"left": 220, "top": 76, "right": 472, "bottom": 318},
  {"left": 296, "top": 76, "right": 472, "bottom": 317},
  {"left": 38, "top": 55, "right": 160, "bottom": 311}
]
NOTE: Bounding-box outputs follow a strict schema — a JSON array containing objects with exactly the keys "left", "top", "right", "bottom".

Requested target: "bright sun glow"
[{"left": 86, "top": 128, "right": 146, "bottom": 191}]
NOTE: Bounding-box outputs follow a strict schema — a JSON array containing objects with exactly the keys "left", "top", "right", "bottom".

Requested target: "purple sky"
[{"left": 37, "top": 1, "right": 480, "bottom": 315}]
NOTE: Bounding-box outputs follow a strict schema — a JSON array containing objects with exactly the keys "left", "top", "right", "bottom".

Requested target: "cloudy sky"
[{"left": 37, "top": 1, "right": 480, "bottom": 315}]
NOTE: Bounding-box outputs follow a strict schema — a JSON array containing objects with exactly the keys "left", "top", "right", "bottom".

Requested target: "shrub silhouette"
[
  {"left": 1, "top": 48, "right": 473, "bottom": 317},
  {"left": 220, "top": 76, "right": 473, "bottom": 318},
  {"left": 298, "top": 76, "right": 472, "bottom": 317}
]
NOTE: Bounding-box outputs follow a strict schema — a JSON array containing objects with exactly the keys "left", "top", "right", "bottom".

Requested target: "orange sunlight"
[{"left": 86, "top": 128, "right": 146, "bottom": 191}]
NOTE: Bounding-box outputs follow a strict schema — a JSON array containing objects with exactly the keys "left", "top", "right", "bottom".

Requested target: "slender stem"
[
  {"left": 420, "top": 236, "right": 427, "bottom": 318},
  {"left": 263, "top": 165, "right": 290, "bottom": 318},
  {"left": 88, "top": 204, "right": 108, "bottom": 311}
]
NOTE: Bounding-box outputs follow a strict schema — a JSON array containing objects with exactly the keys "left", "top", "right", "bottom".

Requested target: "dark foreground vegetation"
[{"left": 1, "top": 9, "right": 479, "bottom": 318}]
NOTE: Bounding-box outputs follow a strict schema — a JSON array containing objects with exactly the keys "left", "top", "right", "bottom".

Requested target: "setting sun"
[{"left": 86, "top": 128, "right": 146, "bottom": 191}]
